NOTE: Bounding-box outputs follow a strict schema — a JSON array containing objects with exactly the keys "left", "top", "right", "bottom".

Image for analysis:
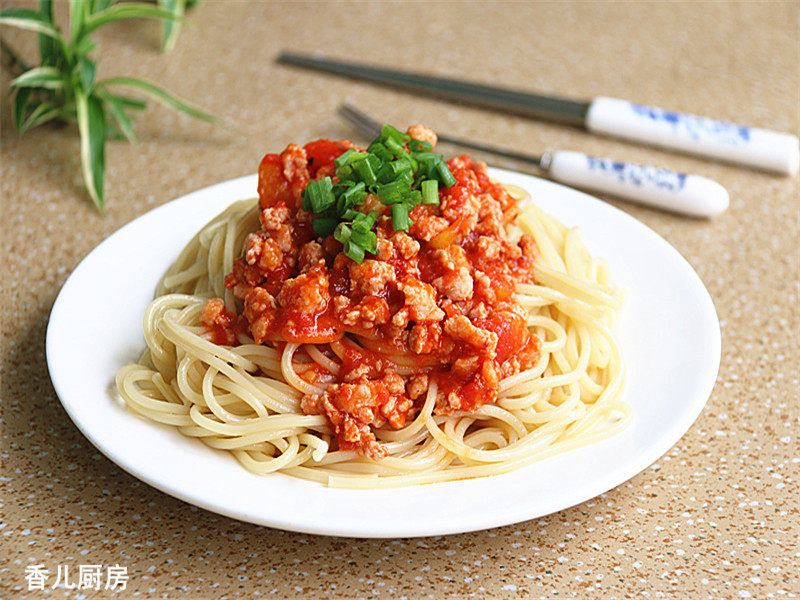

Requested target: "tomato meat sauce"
[{"left": 201, "top": 127, "right": 541, "bottom": 457}]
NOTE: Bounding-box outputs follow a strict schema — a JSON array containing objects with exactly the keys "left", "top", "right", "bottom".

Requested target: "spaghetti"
[{"left": 116, "top": 127, "right": 629, "bottom": 488}]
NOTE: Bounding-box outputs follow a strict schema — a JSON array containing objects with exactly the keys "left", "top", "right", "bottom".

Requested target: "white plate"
[{"left": 46, "top": 169, "right": 720, "bottom": 538}]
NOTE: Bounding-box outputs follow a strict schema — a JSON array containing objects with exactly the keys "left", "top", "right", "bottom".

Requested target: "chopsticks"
[{"left": 280, "top": 52, "right": 799, "bottom": 176}]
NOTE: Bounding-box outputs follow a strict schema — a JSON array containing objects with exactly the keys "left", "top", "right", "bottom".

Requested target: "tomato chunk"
[
  {"left": 473, "top": 312, "right": 529, "bottom": 363},
  {"left": 303, "top": 139, "right": 345, "bottom": 178},
  {"left": 257, "top": 153, "right": 293, "bottom": 209}
]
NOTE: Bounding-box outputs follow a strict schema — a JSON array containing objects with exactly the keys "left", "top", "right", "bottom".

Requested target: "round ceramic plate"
[{"left": 46, "top": 168, "right": 721, "bottom": 538}]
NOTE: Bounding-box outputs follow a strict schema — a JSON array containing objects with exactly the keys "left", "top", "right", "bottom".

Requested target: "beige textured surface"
[{"left": 2, "top": 1, "right": 799, "bottom": 598}]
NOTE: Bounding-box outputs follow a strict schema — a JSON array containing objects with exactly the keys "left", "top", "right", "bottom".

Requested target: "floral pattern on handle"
[
  {"left": 585, "top": 156, "right": 688, "bottom": 191},
  {"left": 630, "top": 104, "right": 751, "bottom": 145}
]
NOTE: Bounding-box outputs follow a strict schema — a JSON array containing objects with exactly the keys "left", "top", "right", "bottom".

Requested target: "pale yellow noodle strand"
[{"left": 116, "top": 186, "right": 629, "bottom": 487}]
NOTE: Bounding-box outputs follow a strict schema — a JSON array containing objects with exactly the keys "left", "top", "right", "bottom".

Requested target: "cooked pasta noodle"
[{"left": 117, "top": 183, "right": 630, "bottom": 488}]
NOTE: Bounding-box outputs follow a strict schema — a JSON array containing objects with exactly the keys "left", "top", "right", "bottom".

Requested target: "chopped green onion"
[
  {"left": 412, "top": 152, "right": 442, "bottom": 179},
  {"left": 302, "top": 177, "right": 335, "bottom": 213},
  {"left": 421, "top": 179, "right": 439, "bottom": 205},
  {"left": 334, "top": 223, "right": 367, "bottom": 263},
  {"left": 366, "top": 153, "right": 382, "bottom": 171},
  {"left": 367, "top": 141, "right": 393, "bottom": 162},
  {"left": 350, "top": 226, "right": 377, "bottom": 254},
  {"left": 391, "top": 203, "right": 413, "bottom": 231},
  {"left": 352, "top": 158, "right": 378, "bottom": 186},
  {"left": 390, "top": 157, "right": 413, "bottom": 176},
  {"left": 303, "top": 123, "right": 455, "bottom": 262},
  {"left": 341, "top": 181, "right": 367, "bottom": 206},
  {"left": 410, "top": 150, "right": 435, "bottom": 162},
  {"left": 336, "top": 194, "right": 347, "bottom": 216},
  {"left": 395, "top": 170, "right": 415, "bottom": 187},
  {"left": 312, "top": 215, "right": 338, "bottom": 237},
  {"left": 344, "top": 241, "right": 365, "bottom": 263},
  {"left": 335, "top": 164, "right": 355, "bottom": 182},
  {"left": 332, "top": 180, "right": 354, "bottom": 196},
  {"left": 334, "top": 149, "right": 368, "bottom": 168},
  {"left": 384, "top": 136, "right": 406, "bottom": 156},
  {"left": 354, "top": 210, "right": 379, "bottom": 231},
  {"left": 379, "top": 124, "right": 410, "bottom": 146},
  {"left": 376, "top": 162, "right": 396, "bottom": 184},
  {"left": 376, "top": 179, "right": 410, "bottom": 205},
  {"left": 334, "top": 223, "right": 351, "bottom": 244},
  {"left": 336, "top": 152, "right": 374, "bottom": 182},
  {"left": 436, "top": 161, "right": 457, "bottom": 188},
  {"left": 333, "top": 148, "right": 357, "bottom": 168},
  {"left": 409, "top": 139, "right": 433, "bottom": 152}
]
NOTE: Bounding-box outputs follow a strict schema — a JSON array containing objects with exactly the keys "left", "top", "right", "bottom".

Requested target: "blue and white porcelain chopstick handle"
[
  {"left": 585, "top": 97, "right": 800, "bottom": 176},
  {"left": 543, "top": 150, "right": 729, "bottom": 218}
]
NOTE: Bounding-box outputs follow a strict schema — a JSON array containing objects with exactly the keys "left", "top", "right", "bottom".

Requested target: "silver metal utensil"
[
  {"left": 339, "top": 104, "right": 729, "bottom": 218},
  {"left": 281, "top": 52, "right": 799, "bottom": 175}
]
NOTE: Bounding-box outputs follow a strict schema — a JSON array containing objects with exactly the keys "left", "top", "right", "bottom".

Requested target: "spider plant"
[
  {"left": 158, "top": 0, "right": 201, "bottom": 52},
  {"left": 0, "top": 0, "right": 219, "bottom": 212}
]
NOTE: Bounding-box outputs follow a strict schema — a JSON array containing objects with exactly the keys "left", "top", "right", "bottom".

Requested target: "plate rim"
[{"left": 45, "top": 168, "right": 721, "bottom": 537}]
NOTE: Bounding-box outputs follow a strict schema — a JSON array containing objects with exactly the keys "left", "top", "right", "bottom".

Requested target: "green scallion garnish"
[
  {"left": 303, "top": 124, "right": 457, "bottom": 263},
  {"left": 378, "top": 124, "right": 410, "bottom": 146},
  {"left": 436, "top": 161, "right": 457, "bottom": 188},
  {"left": 421, "top": 179, "right": 439, "bottom": 205},
  {"left": 312, "top": 215, "right": 338, "bottom": 237},
  {"left": 352, "top": 158, "right": 378, "bottom": 186},
  {"left": 391, "top": 203, "right": 412, "bottom": 231},
  {"left": 302, "top": 177, "right": 336, "bottom": 213},
  {"left": 376, "top": 179, "right": 411, "bottom": 205},
  {"left": 409, "top": 139, "right": 433, "bottom": 152}
]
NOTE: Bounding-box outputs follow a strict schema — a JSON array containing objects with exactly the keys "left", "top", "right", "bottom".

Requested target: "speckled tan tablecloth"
[{"left": 1, "top": 1, "right": 798, "bottom": 598}]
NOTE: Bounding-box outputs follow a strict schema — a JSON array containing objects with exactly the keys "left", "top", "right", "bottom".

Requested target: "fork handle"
[{"left": 545, "top": 150, "right": 729, "bottom": 218}]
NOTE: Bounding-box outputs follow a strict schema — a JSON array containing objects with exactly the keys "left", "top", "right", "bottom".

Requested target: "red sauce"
[
  {"left": 303, "top": 139, "right": 346, "bottom": 178},
  {"left": 256, "top": 154, "right": 293, "bottom": 209},
  {"left": 207, "top": 320, "right": 235, "bottom": 346},
  {"left": 200, "top": 298, "right": 239, "bottom": 346},
  {"left": 203, "top": 128, "right": 541, "bottom": 457},
  {"left": 473, "top": 312, "right": 529, "bottom": 364},
  {"left": 277, "top": 305, "right": 341, "bottom": 344}
]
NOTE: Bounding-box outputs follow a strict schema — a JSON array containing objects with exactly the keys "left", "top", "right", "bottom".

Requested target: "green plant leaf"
[
  {"left": 73, "top": 35, "right": 97, "bottom": 58},
  {"left": 11, "top": 66, "right": 64, "bottom": 90},
  {"left": 105, "top": 93, "right": 147, "bottom": 111},
  {"left": 4, "top": 0, "right": 218, "bottom": 214},
  {"left": 20, "top": 101, "right": 61, "bottom": 132},
  {"left": 97, "top": 76, "right": 217, "bottom": 124},
  {"left": 38, "top": 0, "right": 53, "bottom": 21},
  {"left": 78, "top": 56, "right": 97, "bottom": 91},
  {"left": 103, "top": 93, "right": 138, "bottom": 143},
  {"left": 76, "top": 90, "right": 107, "bottom": 211},
  {"left": 68, "top": 0, "right": 89, "bottom": 42},
  {"left": 0, "top": 8, "right": 64, "bottom": 42},
  {"left": 36, "top": 0, "right": 59, "bottom": 67},
  {"left": 55, "top": 104, "right": 79, "bottom": 122},
  {"left": 158, "top": 0, "right": 187, "bottom": 53},
  {"left": 93, "top": 0, "right": 115, "bottom": 11},
  {"left": 12, "top": 87, "right": 34, "bottom": 131},
  {"left": 81, "top": 3, "right": 180, "bottom": 38}
]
